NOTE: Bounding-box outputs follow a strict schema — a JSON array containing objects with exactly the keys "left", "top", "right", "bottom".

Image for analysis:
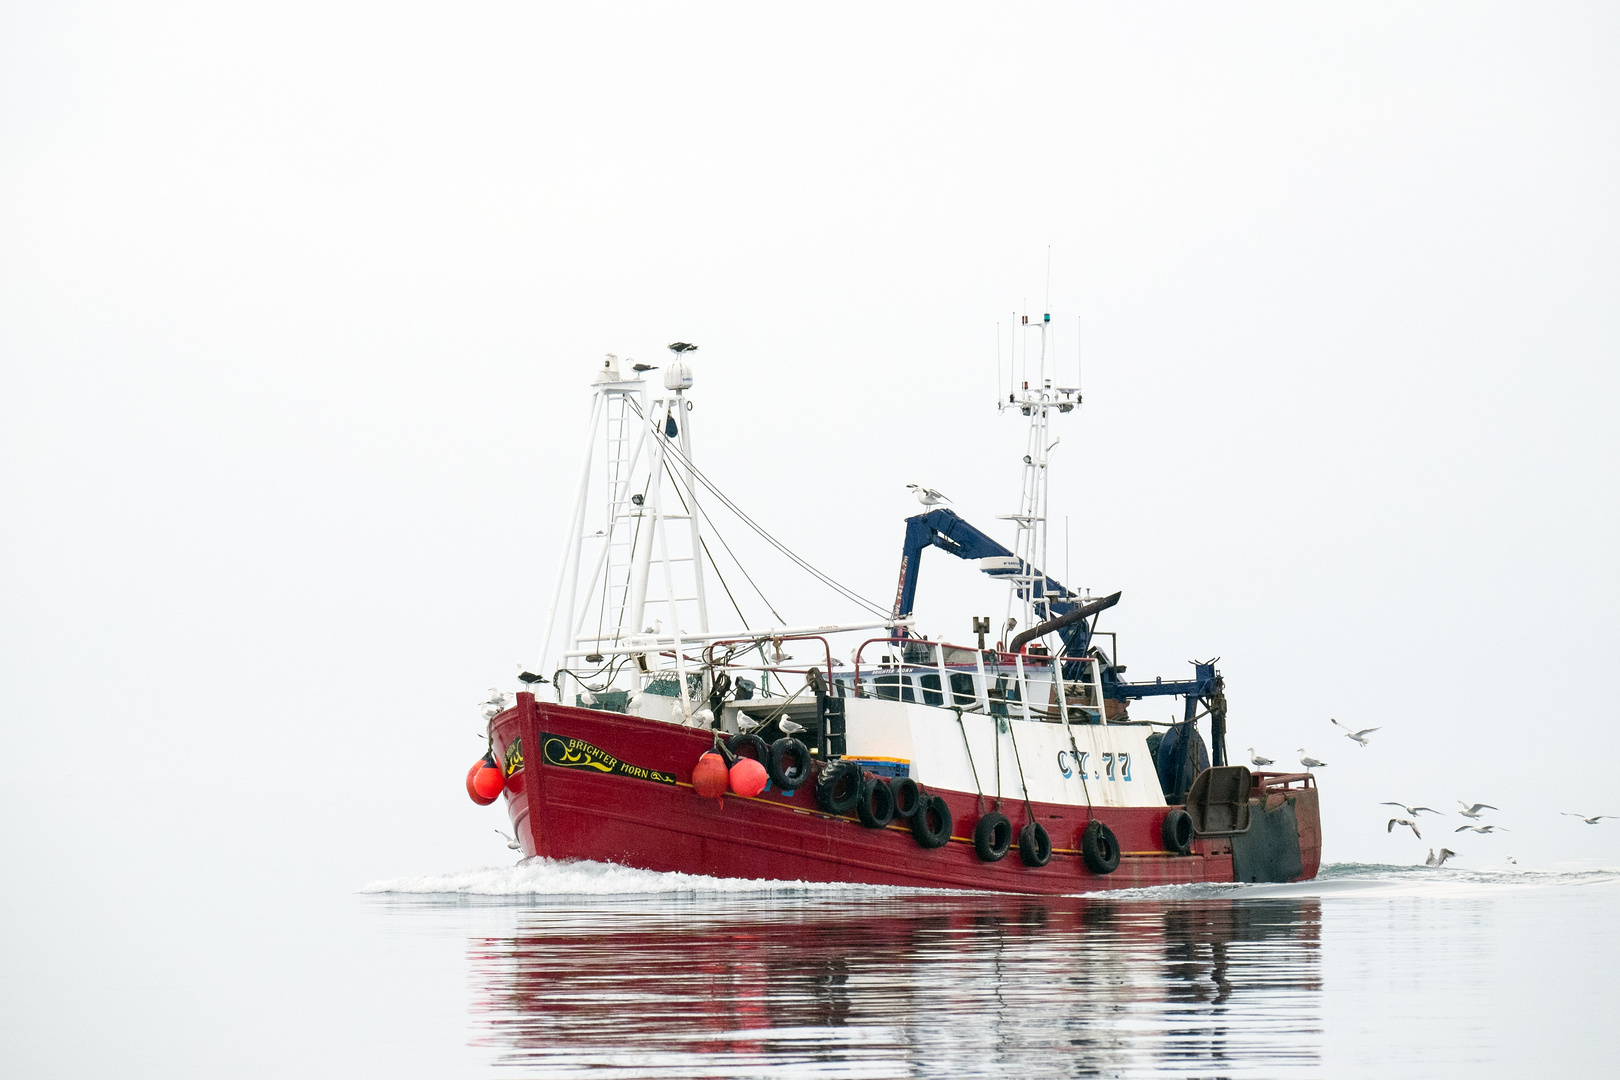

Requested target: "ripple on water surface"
[{"left": 362, "top": 861, "right": 1619, "bottom": 1079}]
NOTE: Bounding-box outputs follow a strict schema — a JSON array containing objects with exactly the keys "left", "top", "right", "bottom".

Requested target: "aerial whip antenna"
[{"left": 1045, "top": 245, "right": 1052, "bottom": 313}]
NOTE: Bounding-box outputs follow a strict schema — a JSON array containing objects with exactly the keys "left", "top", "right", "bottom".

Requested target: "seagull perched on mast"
[
  {"left": 1330, "top": 718, "right": 1380, "bottom": 747},
  {"left": 1297, "top": 749, "right": 1327, "bottom": 770},
  {"left": 1388, "top": 818, "right": 1423, "bottom": 839},
  {"left": 906, "top": 484, "right": 951, "bottom": 507},
  {"left": 1561, "top": 813, "right": 1615, "bottom": 825},
  {"left": 1247, "top": 747, "right": 1274, "bottom": 767},
  {"left": 1457, "top": 801, "right": 1498, "bottom": 819}
]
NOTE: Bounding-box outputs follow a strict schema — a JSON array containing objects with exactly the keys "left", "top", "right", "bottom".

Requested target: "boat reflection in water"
[{"left": 468, "top": 893, "right": 1321, "bottom": 1078}]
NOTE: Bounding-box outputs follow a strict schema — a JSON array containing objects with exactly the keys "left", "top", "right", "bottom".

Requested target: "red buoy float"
[
  {"left": 692, "top": 751, "right": 729, "bottom": 803},
  {"left": 728, "top": 756, "right": 768, "bottom": 798},
  {"left": 467, "top": 752, "right": 504, "bottom": 804}
]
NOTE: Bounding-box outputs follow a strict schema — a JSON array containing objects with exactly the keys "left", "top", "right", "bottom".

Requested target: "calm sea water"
[
  {"left": 4, "top": 862, "right": 1614, "bottom": 1078},
  {"left": 372, "top": 861, "right": 1615, "bottom": 1079}
]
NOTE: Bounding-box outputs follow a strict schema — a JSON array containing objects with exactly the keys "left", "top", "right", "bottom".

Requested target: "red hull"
[{"left": 492, "top": 693, "right": 1321, "bottom": 895}]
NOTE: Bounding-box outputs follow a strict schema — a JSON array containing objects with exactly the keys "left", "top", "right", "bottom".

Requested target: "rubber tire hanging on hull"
[
  {"left": 815, "top": 760, "right": 862, "bottom": 814},
  {"left": 911, "top": 793, "right": 953, "bottom": 849},
  {"left": 728, "top": 733, "right": 768, "bottom": 764},
  {"left": 856, "top": 776, "right": 896, "bottom": 828},
  {"left": 1018, "top": 821, "right": 1052, "bottom": 867},
  {"left": 891, "top": 777, "right": 922, "bottom": 819},
  {"left": 1161, "top": 808, "right": 1194, "bottom": 855},
  {"left": 768, "top": 737, "right": 811, "bottom": 790},
  {"left": 973, "top": 812, "right": 1012, "bottom": 862},
  {"left": 1082, "top": 819, "right": 1121, "bottom": 874}
]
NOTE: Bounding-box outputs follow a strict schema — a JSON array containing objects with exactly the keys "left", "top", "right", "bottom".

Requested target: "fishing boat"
[{"left": 468, "top": 319, "right": 1321, "bottom": 893}]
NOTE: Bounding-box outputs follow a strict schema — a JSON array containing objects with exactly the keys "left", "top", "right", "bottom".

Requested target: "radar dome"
[{"left": 664, "top": 362, "right": 693, "bottom": 390}]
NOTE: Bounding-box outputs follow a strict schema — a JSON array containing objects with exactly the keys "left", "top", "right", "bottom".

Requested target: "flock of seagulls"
[
  {"left": 1249, "top": 718, "right": 1615, "bottom": 868},
  {"left": 1379, "top": 797, "right": 1512, "bottom": 860}
]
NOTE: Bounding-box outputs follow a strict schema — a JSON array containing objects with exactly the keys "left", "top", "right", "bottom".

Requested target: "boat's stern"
[{"left": 1233, "top": 772, "right": 1321, "bottom": 883}]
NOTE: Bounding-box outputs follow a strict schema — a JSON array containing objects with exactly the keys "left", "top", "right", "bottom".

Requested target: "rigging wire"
[
  {"left": 660, "top": 455, "right": 772, "bottom": 630},
  {"left": 629, "top": 400, "right": 888, "bottom": 618}
]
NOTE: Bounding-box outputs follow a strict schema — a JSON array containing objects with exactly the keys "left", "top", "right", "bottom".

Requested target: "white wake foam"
[
  {"left": 1080, "top": 861, "right": 1620, "bottom": 901},
  {"left": 363, "top": 858, "right": 1620, "bottom": 902},
  {"left": 360, "top": 858, "right": 916, "bottom": 898}
]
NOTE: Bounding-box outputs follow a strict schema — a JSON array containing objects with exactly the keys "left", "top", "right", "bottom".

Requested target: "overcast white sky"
[{"left": 3, "top": 0, "right": 1618, "bottom": 938}]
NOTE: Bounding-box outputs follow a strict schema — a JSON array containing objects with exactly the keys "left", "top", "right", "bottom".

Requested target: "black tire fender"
[
  {"left": 1161, "top": 808, "right": 1194, "bottom": 855},
  {"left": 856, "top": 775, "right": 895, "bottom": 829},
  {"left": 815, "top": 759, "right": 862, "bottom": 814},
  {"left": 1018, "top": 821, "right": 1052, "bottom": 867},
  {"left": 728, "top": 733, "right": 768, "bottom": 764},
  {"left": 767, "top": 737, "right": 811, "bottom": 791},
  {"left": 1081, "top": 819, "right": 1121, "bottom": 874},
  {"left": 891, "top": 777, "right": 922, "bottom": 819},
  {"left": 911, "top": 793, "right": 953, "bottom": 849},
  {"left": 973, "top": 811, "right": 1012, "bottom": 862}
]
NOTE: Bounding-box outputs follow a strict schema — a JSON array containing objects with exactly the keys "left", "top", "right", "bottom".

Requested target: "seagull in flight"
[
  {"left": 906, "top": 484, "right": 951, "bottom": 507},
  {"left": 1457, "top": 802, "right": 1498, "bottom": 819},
  {"left": 1248, "top": 747, "right": 1274, "bottom": 767},
  {"left": 1297, "top": 749, "right": 1327, "bottom": 770},
  {"left": 1425, "top": 848, "right": 1456, "bottom": 867},
  {"left": 1456, "top": 824, "right": 1508, "bottom": 834},
  {"left": 494, "top": 829, "right": 522, "bottom": 851},
  {"left": 1380, "top": 802, "right": 1441, "bottom": 818},
  {"left": 1388, "top": 818, "right": 1423, "bottom": 839},
  {"left": 1331, "top": 718, "right": 1380, "bottom": 747},
  {"left": 1562, "top": 813, "right": 1615, "bottom": 825}
]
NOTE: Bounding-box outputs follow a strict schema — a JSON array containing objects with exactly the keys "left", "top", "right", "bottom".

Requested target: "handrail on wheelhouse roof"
[
  {"left": 849, "top": 634, "right": 1098, "bottom": 677},
  {"left": 846, "top": 635, "right": 1107, "bottom": 723}
]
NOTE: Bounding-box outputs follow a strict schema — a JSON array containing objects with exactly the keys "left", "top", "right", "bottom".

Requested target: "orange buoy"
[
  {"left": 466, "top": 761, "right": 497, "bottom": 805},
  {"left": 729, "top": 756, "right": 768, "bottom": 798},
  {"left": 467, "top": 753, "right": 504, "bottom": 804},
  {"left": 692, "top": 751, "right": 728, "bottom": 803}
]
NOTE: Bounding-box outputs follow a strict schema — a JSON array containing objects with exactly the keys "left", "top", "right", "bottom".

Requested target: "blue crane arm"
[
  {"left": 892, "top": 508, "right": 1228, "bottom": 768},
  {"left": 893, "top": 508, "right": 1080, "bottom": 624}
]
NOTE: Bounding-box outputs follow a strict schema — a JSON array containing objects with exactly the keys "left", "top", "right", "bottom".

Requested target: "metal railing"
[{"left": 846, "top": 637, "right": 1110, "bottom": 725}]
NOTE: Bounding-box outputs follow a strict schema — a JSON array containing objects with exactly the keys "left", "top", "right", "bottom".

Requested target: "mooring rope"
[
  {"left": 952, "top": 706, "right": 985, "bottom": 813},
  {"left": 1006, "top": 719, "right": 1035, "bottom": 823}
]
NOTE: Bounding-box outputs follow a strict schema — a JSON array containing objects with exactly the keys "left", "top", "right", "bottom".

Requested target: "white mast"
[
  {"left": 537, "top": 347, "right": 713, "bottom": 707},
  {"left": 998, "top": 312, "right": 1080, "bottom": 634}
]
